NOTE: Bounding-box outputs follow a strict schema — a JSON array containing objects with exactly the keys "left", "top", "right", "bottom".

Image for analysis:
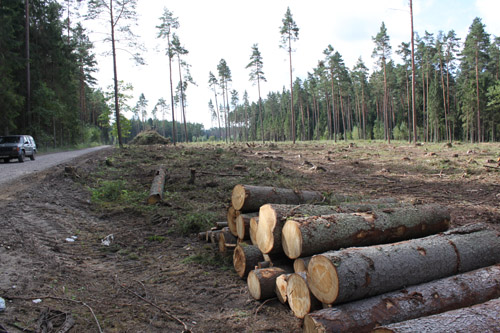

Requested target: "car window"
[{"left": 0, "top": 136, "right": 22, "bottom": 144}]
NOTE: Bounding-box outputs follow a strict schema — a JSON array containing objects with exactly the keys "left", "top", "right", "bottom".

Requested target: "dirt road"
[{"left": 0, "top": 146, "right": 110, "bottom": 188}]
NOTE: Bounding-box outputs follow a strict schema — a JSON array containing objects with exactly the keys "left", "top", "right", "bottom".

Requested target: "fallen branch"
[
  {"left": 483, "top": 164, "right": 500, "bottom": 171},
  {"left": 4, "top": 295, "right": 102, "bottom": 333},
  {"left": 120, "top": 284, "right": 190, "bottom": 333}
]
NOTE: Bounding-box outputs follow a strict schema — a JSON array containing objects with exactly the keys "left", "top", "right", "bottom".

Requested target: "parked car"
[{"left": 0, "top": 135, "right": 37, "bottom": 163}]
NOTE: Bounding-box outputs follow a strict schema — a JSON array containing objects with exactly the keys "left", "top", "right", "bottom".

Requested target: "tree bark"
[
  {"left": 287, "top": 272, "right": 322, "bottom": 319},
  {"left": 303, "top": 264, "right": 500, "bottom": 333},
  {"left": 247, "top": 266, "right": 293, "bottom": 301},
  {"left": 236, "top": 213, "right": 259, "bottom": 240},
  {"left": 257, "top": 202, "right": 402, "bottom": 255},
  {"left": 373, "top": 297, "right": 500, "bottom": 333},
  {"left": 233, "top": 244, "right": 264, "bottom": 278},
  {"left": 231, "top": 184, "right": 324, "bottom": 212},
  {"left": 147, "top": 165, "right": 168, "bottom": 205},
  {"left": 282, "top": 204, "right": 450, "bottom": 259},
  {"left": 307, "top": 224, "right": 500, "bottom": 305}
]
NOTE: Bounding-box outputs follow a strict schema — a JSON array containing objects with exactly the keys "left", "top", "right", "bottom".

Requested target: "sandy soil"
[{"left": 0, "top": 141, "right": 498, "bottom": 332}]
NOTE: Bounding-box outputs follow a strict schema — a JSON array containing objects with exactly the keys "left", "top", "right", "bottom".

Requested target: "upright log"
[
  {"left": 247, "top": 267, "right": 292, "bottom": 301},
  {"left": 373, "top": 297, "right": 500, "bottom": 333},
  {"left": 282, "top": 204, "right": 450, "bottom": 259},
  {"left": 147, "top": 165, "right": 168, "bottom": 205},
  {"left": 231, "top": 184, "right": 324, "bottom": 212},
  {"left": 286, "top": 272, "right": 322, "bottom": 319},
  {"left": 236, "top": 213, "right": 259, "bottom": 240},
  {"left": 233, "top": 244, "right": 264, "bottom": 278},
  {"left": 303, "top": 264, "right": 500, "bottom": 333},
  {"left": 307, "top": 224, "right": 500, "bottom": 305},
  {"left": 257, "top": 202, "right": 403, "bottom": 255}
]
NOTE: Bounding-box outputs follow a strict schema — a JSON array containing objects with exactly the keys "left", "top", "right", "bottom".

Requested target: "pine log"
[
  {"left": 303, "top": 264, "right": 500, "bottom": 333},
  {"left": 247, "top": 266, "right": 293, "bottom": 300},
  {"left": 231, "top": 184, "right": 324, "bottom": 212},
  {"left": 215, "top": 221, "right": 228, "bottom": 229},
  {"left": 218, "top": 229, "right": 237, "bottom": 253},
  {"left": 250, "top": 217, "right": 259, "bottom": 245},
  {"left": 282, "top": 204, "right": 450, "bottom": 259},
  {"left": 275, "top": 273, "right": 291, "bottom": 304},
  {"left": 147, "top": 165, "right": 168, "bottom": 205},
  {"left": 286, "top": 272, "right": 322, "bottom": 319},
  {"left": 226, "top": 206, "right": 240, "bottom": 236},
  {"left": 257, "top": 202, "right": 403, "bottom": 255},
  {"left": 233, "top": 244, "right": 264, "bottom": 278},
  {"left": 294, "top": 257, "right": 312, "bottom": 273},
  {"left": 372, "top": 297, "right": 500, "bottom": 333},
  {"left": 236, "top": 213, "right": 259, "bottom": 240},
  {"left": 307, "top": 224, "right": 500, "bottom": 305}
]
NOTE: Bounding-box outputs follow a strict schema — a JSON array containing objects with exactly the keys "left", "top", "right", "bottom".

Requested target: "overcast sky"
[{"left": 83, "top": 0, "right": 499, "bottom": 129}]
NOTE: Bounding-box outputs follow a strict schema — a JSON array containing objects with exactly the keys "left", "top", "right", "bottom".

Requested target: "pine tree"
[
  {"left": 246, "top": 44, "right": 266, "bottom": 143},
  {"left": 280, "top": 7, "right": 299, "bottom": 143}
]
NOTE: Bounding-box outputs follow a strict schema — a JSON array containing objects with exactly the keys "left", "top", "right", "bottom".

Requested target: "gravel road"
[{"left": 0, "top": 146, "right": 111, "bottom": 187}]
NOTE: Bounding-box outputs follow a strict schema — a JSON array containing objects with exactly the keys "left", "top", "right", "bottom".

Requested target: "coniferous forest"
[{"left": 1, "top": 0, "right": 499, "bottom": 147}]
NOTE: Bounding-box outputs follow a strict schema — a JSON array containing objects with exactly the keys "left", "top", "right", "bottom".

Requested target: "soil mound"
[{"left": 130, "top": 130, "right": 171, "bottom": 145}]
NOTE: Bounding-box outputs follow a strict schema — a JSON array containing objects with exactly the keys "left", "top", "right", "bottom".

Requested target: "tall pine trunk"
[{"left": 110, "top": 0, "right": 123, "bottom": 148}]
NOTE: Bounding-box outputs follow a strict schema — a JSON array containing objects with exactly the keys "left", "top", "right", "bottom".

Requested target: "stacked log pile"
[{"left": 198, "top": 184, "right": 500, "bottom": 331}]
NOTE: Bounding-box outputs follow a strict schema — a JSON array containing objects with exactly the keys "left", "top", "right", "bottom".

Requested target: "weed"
[
  {"left": 182, "top": 250, "right": 232, "bottom": 269},
  {"left": 175, "top": 211, "right": 217, "bottom": 236},
  {"left": 146, "top": 235, "right": 165, "bottom": 242}
]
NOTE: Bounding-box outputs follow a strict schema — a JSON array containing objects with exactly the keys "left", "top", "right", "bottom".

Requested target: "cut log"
[
  {"left": 226, "top": 206, "right": 240, "bottom": 237},
  {"left": 307, "top": 224, "right": 500, "bottom": 305},
  {"left": 147, "top": 165, "right": 168, "bottom": 205},
  {"left": 294, "top": 257, "right": 312, "bottom": 273},
  {"left": 303, "top": 264, "right": 500, "bottom": 333},
  {"left": 215, "top": 221, "right": 228, "bottom": 229},
  {"left": 231, "top": 184, "right": 324, "bottom": 212},
  {"left": 372, "top": 297, "right": 500, "bottom": 333},
  {"left": 286, "top": 272, "right": 322, "bottom": 319},
  {"left": 275, "top": 273, "right": 291, "bottom": 304},
  {"left": 257, "top": 202, "right": 402, "bottom": 255},
  {"left": 249, "top": 217, "right": 259, "bottom": 245},
  {"left": 236, "top": 213, "right": 259, "bottom": 240},
  {"left": 218, "top": 229, "right": 237, "bottom": 253},
  {"left": 282, "top": 204, "right": 450, "bottom": 259},
  {"left": 233, "top": 244, "right": 264, "bottom": 278},
  {"left": 247, "top": 266, "right": 293, "bottom": 300}
]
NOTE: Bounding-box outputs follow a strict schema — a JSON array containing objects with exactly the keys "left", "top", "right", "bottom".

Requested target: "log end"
[
  {"left": 147, "top": 194, "right": 161, "bottom": 205},
  {"left": 233, "top": 245, "right": 247, "bottom": 278},
  {"left": 287, "top": 273, "right": 315, "bottom": 319},
  {"left": 231, "top": 184, "right": 246, "bottom": 211},
  {"left": 257, "top": 204, "right": 277, "bottom": 254},
  {"left": 303, "top": 313, "right": 326, "bottom": 333},
  {"left": 293, "top": 257, "right": 310, "bottom": 273},
  {"left": 275, "top": 273, "right": 290, "bottom": 304},
  {"left": 282, "top": 220, "right": 302, "bottom": 259},
  {"left": 250, "top": 217, "right": 259, "bottom": 245},
  {"left": 247, "top": 270, "right": 262, "bottom": 300},
  {"left": 308, "top": 255, "right": 339, "bottom": 304},
  {"left": 227, "top": 206, "right": 239, "bottom": 236}
]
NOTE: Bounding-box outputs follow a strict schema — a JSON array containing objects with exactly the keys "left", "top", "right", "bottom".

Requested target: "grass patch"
[{"left": 175, "top": 212, "right": 218, "bottom": 236}]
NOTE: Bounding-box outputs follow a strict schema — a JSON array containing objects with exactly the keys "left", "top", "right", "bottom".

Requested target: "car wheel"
[
  {"left": 3, "top": 158, "right": 9, "bottom": 163},
  {"left": 30, "top": 152, "right": 35, "bottom": 160},
  {"left": 18, "top": 151, "right": 25, "bottom": 163}
]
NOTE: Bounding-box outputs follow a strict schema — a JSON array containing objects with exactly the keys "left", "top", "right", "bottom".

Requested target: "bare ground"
[{"left": 0, "top": 141, "right": 499, "bottom": 332}]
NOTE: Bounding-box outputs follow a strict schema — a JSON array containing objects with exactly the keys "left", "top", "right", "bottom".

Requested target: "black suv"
[{"left": 0, "top": 135, "right": 37, "bottom": 163}]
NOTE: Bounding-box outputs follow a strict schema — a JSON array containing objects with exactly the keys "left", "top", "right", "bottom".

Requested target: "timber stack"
[{"left": 198, "top": 184, "right": 500, "bottom": 331}]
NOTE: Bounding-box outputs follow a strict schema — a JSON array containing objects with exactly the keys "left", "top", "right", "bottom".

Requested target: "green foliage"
[
  {"left": 175, "top": 212, "right": 217, "bottom": 236},
  {"left": 393, "top": 122, "right": 409, "bottom": 141},
  {"left": 373, "top": 119, "right": 385, "bottom": 140}
]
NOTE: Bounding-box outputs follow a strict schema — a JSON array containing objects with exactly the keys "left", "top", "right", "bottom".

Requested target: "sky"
[{"left": 81, "top": 0, "right": 500, "bottom": 129}]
